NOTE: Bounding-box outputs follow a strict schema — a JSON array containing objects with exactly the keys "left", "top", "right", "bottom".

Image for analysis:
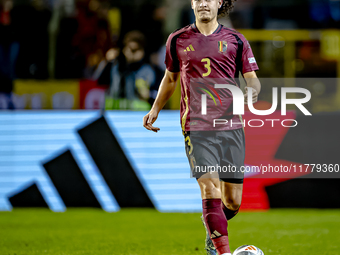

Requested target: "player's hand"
[
  {"left": 244, "top": 87, "right": 258, "bottom": 104},
  {"left": 143, "top": 110, "right": 160, "bottom": 133}
]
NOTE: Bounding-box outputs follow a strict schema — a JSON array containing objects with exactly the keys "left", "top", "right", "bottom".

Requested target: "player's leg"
[
  {"left": 218, "top": 128, "right": 246, "bottom": 221},
  {"left": 220, "top": 181, "right": 243, "bottom": 220},
  {"left": 201, "top": 180, "right": 243, "bottom": 255},
  {"left": 197, "top": 174, "right": 232, "bottom": 255},
  {"left": 184, "top": 131, "right": 231, "bottom": 255}
]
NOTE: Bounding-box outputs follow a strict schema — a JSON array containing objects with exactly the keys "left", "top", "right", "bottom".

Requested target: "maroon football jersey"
[{"left": 165, "top": 23, "right": 259, "bottom": 131}]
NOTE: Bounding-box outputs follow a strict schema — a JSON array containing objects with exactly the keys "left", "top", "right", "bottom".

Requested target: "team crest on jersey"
[{"left": 218, "top": 41, "right": 228, "bottom": 53}]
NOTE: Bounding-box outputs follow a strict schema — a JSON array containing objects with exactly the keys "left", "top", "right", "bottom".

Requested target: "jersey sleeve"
[
  {"left": 240, "top": 35, "right": 259, "bottom": 74},
  {"left": 165, "top": 33, "right": 180, "bottom": 73}
]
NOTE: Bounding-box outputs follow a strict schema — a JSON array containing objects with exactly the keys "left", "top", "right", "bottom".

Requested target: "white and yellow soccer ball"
[{"left": 233, "top": 245, "right": 264, "bottom": 255}]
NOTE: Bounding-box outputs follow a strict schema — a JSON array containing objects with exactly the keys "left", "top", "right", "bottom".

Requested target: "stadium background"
[{"left": 1, "top": 0, "right": 340, "bottom": 254}]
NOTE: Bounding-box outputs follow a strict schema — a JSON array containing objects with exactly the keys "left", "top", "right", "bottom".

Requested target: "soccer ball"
[{"left": 233, "top": 245, "right": 264, "bottom": 255}]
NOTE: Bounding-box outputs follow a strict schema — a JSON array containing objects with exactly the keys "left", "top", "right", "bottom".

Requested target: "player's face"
[{"left": 191, "top": 0, "right": 222, "bottom": 23}]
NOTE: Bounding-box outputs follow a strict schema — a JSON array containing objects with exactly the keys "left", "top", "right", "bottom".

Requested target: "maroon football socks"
[{"left": 202, "top": 199, "right": 231, "bottom": 255}]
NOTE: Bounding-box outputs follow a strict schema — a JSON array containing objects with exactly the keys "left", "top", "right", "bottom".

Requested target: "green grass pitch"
[{"left": 1, "top": 208, "right": 340, "bottom": 254}]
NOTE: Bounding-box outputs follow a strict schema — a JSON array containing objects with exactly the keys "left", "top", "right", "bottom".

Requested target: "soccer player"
[{"left": 143, "top": 0, "right": 261, "bottom": 254}]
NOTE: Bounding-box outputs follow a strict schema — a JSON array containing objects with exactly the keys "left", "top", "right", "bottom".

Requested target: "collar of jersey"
[{"left": 191, "top": 22, "right": 222, "bottom": 35}]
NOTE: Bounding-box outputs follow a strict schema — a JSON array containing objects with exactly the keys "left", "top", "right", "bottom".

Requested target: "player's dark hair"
[{"left": 218, "top": 0, "right": 237, "bottom": 17}]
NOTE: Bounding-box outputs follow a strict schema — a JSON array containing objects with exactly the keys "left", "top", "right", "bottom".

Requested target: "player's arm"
[
  {"left": 143, "top": 69, "right": 180, "bottom": 132},
  {"left": 243, "top": 71, "right": 261, "bottom": 104}
]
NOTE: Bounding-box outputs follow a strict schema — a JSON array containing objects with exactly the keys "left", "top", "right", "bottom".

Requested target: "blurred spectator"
[
  {"left": 329, "top": 0, "right": 340, "bottom": 23},
  {"left": 149, "top": 45, "right": 166, "bottom": 103},
  {"left": 0, "top": 0, "right": 18, "bottom": 109},
  {"left": 230, "top": 0, "right": 256, "bottom": 28},
  {"left": 83, "top": 18, "right": 112, "bottom": 78},
  {"left": 13, "top": 0, "right": 51, "bottom": 79},
  {"left": 105, "top": 2, "right": 121, "bottom": 44},
  {"left": 55, "top": 0, "right": 111, "bottom": 79},
  {"left": 252, "top": 0, "right": 339, "bottom": 29},
  {"left": 309, "top": 0, "right": 340, "bottom": 28},
  {"left": 87, "top": 47, "right": 119, "bottom": 81},
  {"left": 98, "top": 30, "right": 156, "bottom": 110},
  {"left": 134, "top": 1, "right": 166, "bottom": 58},
  {"left": 180, "top": 3, "right": 195, "bottom": 28}
]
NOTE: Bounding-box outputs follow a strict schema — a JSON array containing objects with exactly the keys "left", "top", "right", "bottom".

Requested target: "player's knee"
[
  {"left": 225, "top": 196, "right": 241, "bottom": 211},
  {"left": 204, "top": 186, "right": 220, "bottom": 199},
  {"left": 197, "top": 178, "right": 221, "bottom": 199}
]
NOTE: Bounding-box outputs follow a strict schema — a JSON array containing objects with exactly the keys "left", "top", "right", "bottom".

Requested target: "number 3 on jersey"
[{"left": 201, "top": 58, "right": 211, "bottom": 77}]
